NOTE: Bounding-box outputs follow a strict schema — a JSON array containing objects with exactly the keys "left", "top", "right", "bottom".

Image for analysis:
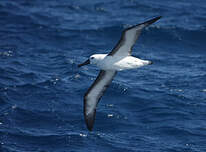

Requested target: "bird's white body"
[{"left": 90, "top": 54, "right": 152, "bottom": 71}]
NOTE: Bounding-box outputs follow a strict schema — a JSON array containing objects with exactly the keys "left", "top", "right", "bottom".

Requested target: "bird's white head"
[{"left": 78, "top": 54, "right": 106, "bottom": 67}]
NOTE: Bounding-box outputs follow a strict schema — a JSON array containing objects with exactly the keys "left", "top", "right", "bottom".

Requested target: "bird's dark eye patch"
[{"left": 91, "top": 57, "right": 94, "bottom": 59}]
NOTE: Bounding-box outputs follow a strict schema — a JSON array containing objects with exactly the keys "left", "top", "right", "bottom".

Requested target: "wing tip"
[
  {"left": 87, "top": 123, "right": 93, "bottom": 131},
  {"left": 84, "top": 100, "right": 96, "bottom": 131},
  {"left": 84, "top": 112, "right": 95, "bottom": 131},
  {"left": 143, "top": 16, "right": 162, "bottom": 26}
]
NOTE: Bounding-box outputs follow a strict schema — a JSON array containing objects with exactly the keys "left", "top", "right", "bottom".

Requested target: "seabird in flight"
[{"left": 78, "top": 16, "right": 161, "bottom": 131}]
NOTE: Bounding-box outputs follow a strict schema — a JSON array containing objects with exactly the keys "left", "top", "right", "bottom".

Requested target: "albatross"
[{"left": 78, "top": 16, "right": 161, "bottom": 131}]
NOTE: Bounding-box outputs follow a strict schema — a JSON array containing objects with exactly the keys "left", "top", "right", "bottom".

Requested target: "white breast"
[{"left": 97, "top": 56, "right": 149, "bottom": 71}]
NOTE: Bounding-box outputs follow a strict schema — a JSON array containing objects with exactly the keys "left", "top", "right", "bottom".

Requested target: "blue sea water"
[{"left": 0, "top": 0, "right": 206, "bottom": 151}]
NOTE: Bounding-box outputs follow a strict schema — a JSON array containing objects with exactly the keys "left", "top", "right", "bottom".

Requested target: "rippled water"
[{"left": 0, "top": 0, "right": 206, "bottom": 152}]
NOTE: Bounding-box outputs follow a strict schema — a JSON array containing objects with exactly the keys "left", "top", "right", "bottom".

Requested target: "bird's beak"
[{"left": 78, "top": 59, "right": 90, "bottom": 67}]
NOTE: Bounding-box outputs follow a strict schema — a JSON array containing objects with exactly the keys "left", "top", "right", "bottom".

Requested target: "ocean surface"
[{"left": 0, "top": 0, "right": 206, "bottom": 152}]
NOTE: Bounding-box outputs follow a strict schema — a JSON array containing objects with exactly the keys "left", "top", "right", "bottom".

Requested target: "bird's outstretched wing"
[
  {"left": 108, "top": 16, "right": 161, "bottom": 57},
  {"left": 84, "top": 70, "right": 117, "bottom": 131}
]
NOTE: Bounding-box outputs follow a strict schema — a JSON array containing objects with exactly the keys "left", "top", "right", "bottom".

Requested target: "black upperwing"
[{"left": 108, "top": 16, "right": 161, "bottom": 57}]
